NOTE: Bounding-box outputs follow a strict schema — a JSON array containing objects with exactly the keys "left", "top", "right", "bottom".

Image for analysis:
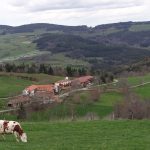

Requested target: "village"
[{"left": 7, "top": 76, "right": 94, "bottom": 108}]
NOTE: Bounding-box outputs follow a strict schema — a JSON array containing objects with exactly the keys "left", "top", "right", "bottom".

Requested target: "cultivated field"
[{"left": 0, "top": 120, "right": 150, "bottom": 150}]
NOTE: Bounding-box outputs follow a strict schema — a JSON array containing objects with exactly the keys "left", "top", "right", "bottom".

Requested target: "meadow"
[{"left": 0, "top": 120, "right": 150, "bottom": 150}]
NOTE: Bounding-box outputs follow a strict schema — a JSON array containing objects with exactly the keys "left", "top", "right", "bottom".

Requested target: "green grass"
[
  {"left": 127, "top": 74, "right": 150, "bottom": 99},
  {"left": 0, "top": 76, "right": 33, "bottom": 98},
  {"left": 134, "top": 84, "right": 150, "bottom": 99},
  {"left": 0, "top": 120, "right": 150, "bottom": 150},
  {"left": 0, "top": 72, "right": 64, "bottom": 84},
  {"left": 76, "top": 91, "right": 123, "bottom": 118},
  {"left": 128, "top": 74, "right": 150, "bottom": 86}
]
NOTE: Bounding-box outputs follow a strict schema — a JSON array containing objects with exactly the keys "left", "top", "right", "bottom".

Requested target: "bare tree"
[{"left": 114, "top": 92, "right": 150, "bottom": 119}]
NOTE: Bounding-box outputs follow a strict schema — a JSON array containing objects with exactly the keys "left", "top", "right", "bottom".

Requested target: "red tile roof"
[
  {"left": 25, "top": 85, "right": 37, "bottom": 92},
  {"left": 36, "top": 85, "right": 54, "bottom": 92},
  {"left": 25, "top": 84, "right": 54, "bottom": 92},
  {"left": 75, "top": 76, "right": 94, "bottom": 83}
]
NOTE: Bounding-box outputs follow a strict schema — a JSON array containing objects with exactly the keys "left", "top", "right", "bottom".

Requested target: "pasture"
[{"left": 0, "top": 120, "right": 150, "bottom": 150}]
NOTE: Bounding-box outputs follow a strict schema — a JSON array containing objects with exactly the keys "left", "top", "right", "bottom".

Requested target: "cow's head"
[{"left": 20, "top": 133, "right": 27, "bottom": 142}]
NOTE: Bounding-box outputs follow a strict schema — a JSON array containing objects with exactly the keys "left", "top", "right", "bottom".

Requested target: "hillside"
[
  {"left": 1, "top": 121, "right": 150, "bottom": 150},
  {"left": 0, "top": 21, "right": 150, "bottom": 69}
]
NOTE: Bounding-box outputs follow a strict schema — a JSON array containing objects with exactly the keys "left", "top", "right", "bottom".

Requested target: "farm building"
[
  {"left": 7, "top": 75, "right": 94, "bottom": 108},
  {"left": 54, "top": 77, "right": 72, "bottom": 94},
  {"left": 8, "top": 95, "right": 31, "bottom": 108},
  {"left": 8, "top": 91, "right": 59, "bottom": 108},
  {"left": 22, "top": 84, "right": 54, "bottom": 96},
  {"left": 8, "top": 84, "right": 55, "bottom": 108},
  {"left": 73, "top": 76, "right": 94, "bottom": 87}
]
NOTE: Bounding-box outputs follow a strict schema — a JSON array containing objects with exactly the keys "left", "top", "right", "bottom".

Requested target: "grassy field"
[
  {"left": 0, "top": 76, "right": 33, "bottom": 98},
  {"left": 127, "top": 74, "right": 150, "bottom": 86},
  {"left": 127, "top": 74, "right": 150, "bottom": 99},
  {"left": 0, "top": 120, "right": 150, "bottom": 150},
  {"left": 134, "top": 84, "right": 150, "bottom": 99}
]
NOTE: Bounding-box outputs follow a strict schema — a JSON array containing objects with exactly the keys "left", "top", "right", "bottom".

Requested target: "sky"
[{"left": 1, "top": 0, "right": 150, "bottom": 27}]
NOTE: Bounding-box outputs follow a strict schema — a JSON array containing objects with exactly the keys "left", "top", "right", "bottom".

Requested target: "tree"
[
  {"left": 114, "top": 93, "right": 150, "bottom": 119},
  {"left": 5, "top": 63, "right": 12, "bottom": 72},
  {"left": 47, "top": 65, "right": 54, "bottom": 75},
  {"left": 66, "top": 66, "right": 73, "bottom": 76},
  {"left": 17, "top": 104, "right": 27, "bottom": 120},
  {"left": 39, "top": 64, "right": 47, "bottom": 74},
  {"left": 28, "top": 63, "right": 36, "bottom": 73}
]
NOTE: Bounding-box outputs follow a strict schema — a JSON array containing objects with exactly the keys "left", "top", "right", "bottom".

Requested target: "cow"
[{"left": 0, "top": 120, "right": 27, "bottom": 142}]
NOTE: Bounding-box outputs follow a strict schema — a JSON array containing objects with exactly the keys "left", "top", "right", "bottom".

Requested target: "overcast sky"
[{"left": 1, "top": 0, "right": 150, "bottom": 26}]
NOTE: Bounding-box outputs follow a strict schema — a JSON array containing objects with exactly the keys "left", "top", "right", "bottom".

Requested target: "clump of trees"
[{"left": 114, "top": 92, "right": 150, "bottom": 119}]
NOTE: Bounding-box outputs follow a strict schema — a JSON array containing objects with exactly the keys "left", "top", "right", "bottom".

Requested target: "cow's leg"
[
  {"left": 14, "top": 132, "right": 20, "bottom": 142},
  {"left": 0, "top": 133, "right": 6, "bottom": 140},
  {"left": 2, "top": 134, "right": 6, "bottom": 140}
]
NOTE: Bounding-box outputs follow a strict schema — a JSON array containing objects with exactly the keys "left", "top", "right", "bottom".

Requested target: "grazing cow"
[{"left": 0, "top": 120, "right": 27, "bottom": 142}]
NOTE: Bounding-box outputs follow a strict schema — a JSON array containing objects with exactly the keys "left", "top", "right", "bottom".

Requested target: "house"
[
  {"left": 54, "top": 77, "right": 72, "bottom": 94},
  {"left": 8, "top": 90, "right": 57, "bottom": 108},
  {"left": 74, "top": 76, "right": 94, "bottom": 87},
  {"left": 7, "top": 95, "right": 31, "bottom": 108},
  {"left": 22, "top": 84, "right": 54, "bottom": 96},
  {"left": 8, "top": 75, "right": 94, "bottom": 108}
]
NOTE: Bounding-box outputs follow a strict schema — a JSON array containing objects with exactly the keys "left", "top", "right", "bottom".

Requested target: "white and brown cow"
[{"left": 0, "top": 120, "right": 27, "bottom": 142}]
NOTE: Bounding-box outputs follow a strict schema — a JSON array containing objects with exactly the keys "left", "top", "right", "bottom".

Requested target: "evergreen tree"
[
  {"left": 48, "top": 65, "right": 54, "bottom": 75},
  {"left": 39, "top": 64, "right": 47, "bottom": 74},
  {"left": 66, "top": 66, "right": 73, "bottom": 76}
]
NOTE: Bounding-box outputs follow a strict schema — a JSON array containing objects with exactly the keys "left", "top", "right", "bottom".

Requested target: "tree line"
[{"left": 0, "top": 63, "right": 88, "bottom": 77}]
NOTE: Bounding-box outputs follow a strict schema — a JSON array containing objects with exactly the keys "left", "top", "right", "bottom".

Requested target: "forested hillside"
[{"left": 0, "top": 21, "right": 150, "bottom": 70}]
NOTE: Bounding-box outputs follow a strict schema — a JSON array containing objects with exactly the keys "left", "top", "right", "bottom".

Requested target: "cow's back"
[
  {"left": 6, "top": 121, "right": 20, "bottom": 133},
  {"left": 0, "top": 120, "right": 21, "bottom": 134}
]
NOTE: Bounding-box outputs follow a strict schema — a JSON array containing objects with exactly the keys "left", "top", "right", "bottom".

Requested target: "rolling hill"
[{"left": 0, "top": 21, "right": 150, "bottom": 69}]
